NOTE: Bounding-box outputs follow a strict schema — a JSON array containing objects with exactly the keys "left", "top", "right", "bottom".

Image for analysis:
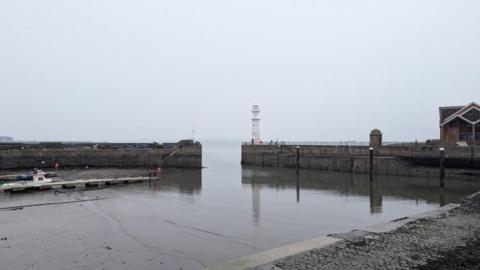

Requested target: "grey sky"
[{"left": 1, "top": 0, "right": 479, "bottom": 142}]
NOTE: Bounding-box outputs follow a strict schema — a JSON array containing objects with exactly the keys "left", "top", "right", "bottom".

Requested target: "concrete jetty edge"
[
  {"left": 204, "top": 201, "right": 465, "bottom": 270},
  {"left": 205, "top": 236, "right": 341, "bottom": 270}
]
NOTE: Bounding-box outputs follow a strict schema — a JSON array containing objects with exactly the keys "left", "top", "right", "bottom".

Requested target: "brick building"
[{"left": 440, "top": 102, "right": 480, "bottom": 145}]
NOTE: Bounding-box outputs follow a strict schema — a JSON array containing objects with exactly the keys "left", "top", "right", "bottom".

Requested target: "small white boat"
[
  {"left": 1, "top": 172, "right": 53, "bottom": 188},
  {"left": 31, "top": 173, "right": 53, "bottom": 184}
]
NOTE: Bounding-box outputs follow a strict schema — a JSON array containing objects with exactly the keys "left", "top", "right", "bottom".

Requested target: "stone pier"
[
  {"left": 0, "top": 140, "right": 202, "bottom": 170},
  {"left": 241, "top": 132, "right": 480, "bottom": 179}
]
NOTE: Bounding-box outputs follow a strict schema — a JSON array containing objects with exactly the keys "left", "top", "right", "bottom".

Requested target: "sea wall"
[
  {"left": 241, "top": 144, "right": 480, "bottom": 179},
  {"left": 0, "top": 142, "right": 202, "bottom": 170}
]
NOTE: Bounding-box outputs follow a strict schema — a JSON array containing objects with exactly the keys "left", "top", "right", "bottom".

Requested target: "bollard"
[
  {"left": 439, "top": 148, "right": 445, "bottom": 188},
  {"left": 296, "top": 146, "right": 300, "bottom": 175},
  {"left": 369, "top": 147, "right": 374, "bottom": 181}
]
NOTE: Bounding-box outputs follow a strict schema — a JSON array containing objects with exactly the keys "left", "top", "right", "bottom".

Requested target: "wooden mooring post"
[
  {"left": 296, "top": 146, "right": 300, "bottom": 175},
  {"left": 439, "top": 147, "right": 445, "bottom": 188}
]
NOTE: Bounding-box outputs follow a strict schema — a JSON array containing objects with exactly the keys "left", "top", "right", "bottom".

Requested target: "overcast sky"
[{"left": 1, "top": 1, "right": 479, "bottom": 143}]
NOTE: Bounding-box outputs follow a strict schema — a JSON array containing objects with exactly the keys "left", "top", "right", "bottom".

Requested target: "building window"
[{"left": 459, "top": 133, "right": 470, "bottom": 141}]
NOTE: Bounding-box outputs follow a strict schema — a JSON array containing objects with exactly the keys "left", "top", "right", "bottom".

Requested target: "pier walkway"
[{"left": 0, "top": 177, "right": 150, "bottom": 192}]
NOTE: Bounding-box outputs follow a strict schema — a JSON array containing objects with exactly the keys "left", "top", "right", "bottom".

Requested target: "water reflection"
[
  {"left": 242, "top": 165, "right": 480, "bottom": 221},
  {"left": 369, "top": 180, "right": 382, "bottom": 214},
  {"left": 148, "top": 169, "right": 202, "bottom": 194},
  {"left": 296, "top": 175, "right": 300, "bottom": 203},
  {"left": 251, "top": 181, "right": 261, "bottom": 227}
]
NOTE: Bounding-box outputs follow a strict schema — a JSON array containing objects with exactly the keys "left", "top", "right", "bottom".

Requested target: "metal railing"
[
  {"left": 242, "top": 141, "right": 370, "bottom": 146},
  {"left": 243, "top": 141, "right": 436, "bottom": 147},
  {"left": 383, "top": 141, "right": 423, "bottom": 146}
]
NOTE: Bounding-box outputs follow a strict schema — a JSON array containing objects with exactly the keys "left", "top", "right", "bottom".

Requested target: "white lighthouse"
[{"left": 252, "top": 105, "right": 261, "bottom": 144}]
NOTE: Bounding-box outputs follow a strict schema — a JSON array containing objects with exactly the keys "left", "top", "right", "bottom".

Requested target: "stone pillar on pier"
[{"left": 369, "top": 129, "right": 383, "bottom": 148}]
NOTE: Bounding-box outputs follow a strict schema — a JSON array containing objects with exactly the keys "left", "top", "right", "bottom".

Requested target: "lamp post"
[
  {"left": 439, "top": 148, "right": 445, "bottom": 187},
  {"left": 369, "top": 147, "right": 374, "bottom": 181}
]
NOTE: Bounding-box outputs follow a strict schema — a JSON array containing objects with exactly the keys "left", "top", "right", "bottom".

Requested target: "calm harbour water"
[{"left": 1, "top": 142, "right": 479, "bottom": 270}]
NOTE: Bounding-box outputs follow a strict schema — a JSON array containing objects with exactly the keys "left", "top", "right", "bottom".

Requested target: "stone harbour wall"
[
  {"left": 241, "top": 144, "right": 480, "bottom": 179},
  {"left": 0, "top": 143, "right": 202, "bottom": 170}
]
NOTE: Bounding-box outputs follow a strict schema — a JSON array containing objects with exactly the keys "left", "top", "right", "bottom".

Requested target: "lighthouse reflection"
[{"left": 241, "top": 166, "right": 477, "bottom": 226}]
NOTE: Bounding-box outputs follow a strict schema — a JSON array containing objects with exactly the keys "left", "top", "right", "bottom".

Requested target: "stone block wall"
[
  {"left": 0, "top": 143, "right": 202, "bottom": 170},
  {"left": 241, "top": 144, "right": 480, "bottom": 179}
]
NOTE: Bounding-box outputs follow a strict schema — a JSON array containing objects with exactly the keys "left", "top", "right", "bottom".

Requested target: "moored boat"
[{"left": 1, "top": 170, "right": 53, "bottom": 188}]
